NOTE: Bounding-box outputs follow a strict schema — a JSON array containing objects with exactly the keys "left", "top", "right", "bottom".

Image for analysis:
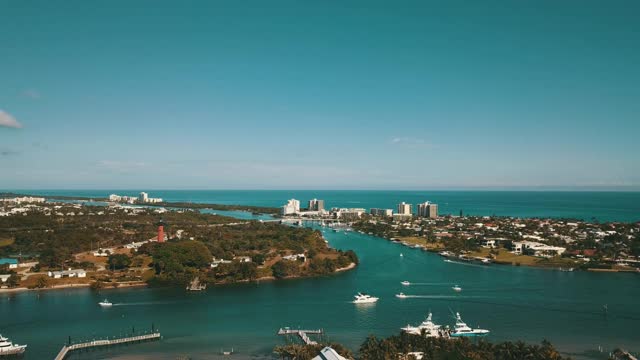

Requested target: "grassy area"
[
  {"left": 0, "top": 238, "right": 14, "bottom": 247},
  {"left": 397, "top": 236, "right": 444, "bottom": 249},
  {"left": 468, "top": 248, "right": 579, "bottom": 268}
]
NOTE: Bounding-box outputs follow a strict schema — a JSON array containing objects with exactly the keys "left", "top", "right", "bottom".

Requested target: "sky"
[{"left": 1, "top": 0, "right": 639, "bottom": 190}]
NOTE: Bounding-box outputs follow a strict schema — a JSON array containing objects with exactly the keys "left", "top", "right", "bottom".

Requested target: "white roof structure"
[{"left": 312, "top": 347, "right": 348, "bottom": 360}]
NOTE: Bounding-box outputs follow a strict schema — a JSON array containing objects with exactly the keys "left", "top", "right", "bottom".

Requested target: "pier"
[
  {"left": 277, "top": 328, "right": 324, "bottom": 345},
  {"left": 53, "top": 332, "right": 161, "bottom": 360}
]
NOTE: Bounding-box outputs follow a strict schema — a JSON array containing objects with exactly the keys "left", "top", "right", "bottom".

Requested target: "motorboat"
[
  {"left": 396, "top": 292, "right": 407, "bottom": 299},
  {"left": 98, "top": 299, "right": 113, "bottom": 307},
  {"left": 450, "top": 312, "right": 489, "bottom": 337},
  {"left": 0, "top": 334, "right": 27, "bottom": 355},
  {"left": 352, "top": 292, "right": 379, "bottom": 304},
  {"left": 401, "top": 280, "right": 410, "bottom": 286},
  {"left": 452, "top": 285, "right": 462, "bottom": 292},
  {"left": 401, "top": 312, "right": 444, "bottom": 337},
  {"left": 400, "top": 253, "right": 404, "bottom": 257}
]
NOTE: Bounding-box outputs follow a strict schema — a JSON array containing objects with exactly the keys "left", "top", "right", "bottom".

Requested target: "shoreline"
[
  {"left": 1, "top": 264, "right": 358, "bottom": 294},
  {"left": 0, "top": 281, "right": 148, "bottom": 294}
]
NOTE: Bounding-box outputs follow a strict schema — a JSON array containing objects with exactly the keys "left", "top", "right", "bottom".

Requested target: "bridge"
[
  {"left": 277, "top": 328, "right": 324, "bottom": 345},
  {"left": 54, "top": 332, "right": 161, "bottom": 360}
]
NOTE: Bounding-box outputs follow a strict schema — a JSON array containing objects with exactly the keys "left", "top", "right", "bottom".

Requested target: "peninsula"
[{"left": 0, "top": 199, "right": 357, "bottom": 292}]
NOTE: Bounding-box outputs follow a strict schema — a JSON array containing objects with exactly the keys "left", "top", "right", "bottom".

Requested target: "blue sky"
[{"left": 1, "top": 0, "right": 639, "bottom": 190}]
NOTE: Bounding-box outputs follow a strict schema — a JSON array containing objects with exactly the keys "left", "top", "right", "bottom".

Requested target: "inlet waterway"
[
  {"left": 2, "top": 222, "right": 639, "bottom": 359},
  {"left": 1, "top": 191, "right": 639, "bottom": 359}
]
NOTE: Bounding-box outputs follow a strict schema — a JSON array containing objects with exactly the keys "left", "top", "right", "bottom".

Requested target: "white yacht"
[
  {"left": 401, "top": 313, "right": 444, "bottom": 337},
  {"left": 352, "top": 292, "right": 379, "bottom": 304},
  {"left": 98, "top": 299, "right": 113, "bottom": 307},
  {"left": 401, "top": 280, "right": 410, "bottom": 286},
  {"left": 395, "top": 292, "right": 407, "bottom": 299},
  {"left": 450, "top": 313, "right": 489, "bottom": 337},
  {"left": 452, "top": 285, "right": 462, "bottom": 292},
  {"left": 0, "top": 334, "right": 27, "bottom": 355}
]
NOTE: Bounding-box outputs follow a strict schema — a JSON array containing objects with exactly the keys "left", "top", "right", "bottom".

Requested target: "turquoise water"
[
  {"left": 1, "top": 223, "right": 639, "bottom": 359},
  {"left": 1, "top": 191, "right": 639, "bottom": 359},
  {"left": 10, "top": 189, "right": 640, "bottom": 222}
]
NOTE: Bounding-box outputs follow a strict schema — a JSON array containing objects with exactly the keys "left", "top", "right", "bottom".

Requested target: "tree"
[
  {"left": 108, "top": 254, "right": 132, "bottom": 270},
  {"left": 252, "top": 253, "right": 266, "bottom": 265},
  {"left": 7, "top": 273, "right": 20, "bottom": 288},
  {"left": 271, "top": 260, "right": 300, "bottom": 279},
  {"left": 35, "top": 276, "right": 49, "bottom": 288}
]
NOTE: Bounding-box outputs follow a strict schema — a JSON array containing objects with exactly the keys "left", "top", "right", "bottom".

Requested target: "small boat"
[
  {"left": 452, "top": 285, "right": 462, "bottom": 292},
  {"left": 353, "top": 292, "right": 379, "bottom": 304},
  {"left": 98, "top": 299, "right": 113, "bottom": 307},
  {"left": 400, "top": 253, "right": 404, "bottom": 257},
  {"left": 221, "top": 348, "right": 234, "bottom": 356},
  {"left": 401, "top": 280, "right": 410, "bottom": 286},
  {"left": 0, "top": 334, "right": 27, "bottom": 355},
  {"left": 396, "top": 292, "right": 407, "bottom": 299},
  {"left": 450, "top": 312, "right": 489, "bottom": 337},
  {"left": 444, "top": 259, "right": 453, "bottom": 263}
]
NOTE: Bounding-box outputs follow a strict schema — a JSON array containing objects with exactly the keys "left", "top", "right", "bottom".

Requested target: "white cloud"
[
  {"left": 0, "top": 110, "right": 23, "bottom": 128},
  {"left": 22, "top": 89, "right": 41, "bottom": 99},
  {"left": 97, "top": 160, "right": 149, "bottom": 173},
  {"left": 389, "top": 137, "right": 435, "bottom": 148}
]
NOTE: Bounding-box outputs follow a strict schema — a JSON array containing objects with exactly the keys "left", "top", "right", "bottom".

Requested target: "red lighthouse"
[{"left": 157, "top": 220, "right": 165, "bottom": 243}]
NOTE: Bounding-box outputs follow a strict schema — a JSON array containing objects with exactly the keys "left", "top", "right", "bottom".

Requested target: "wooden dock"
[
  {"left": 277, "top": 328, "right": 323, "bottom": 345},
  {"left": 54, "top": 332, "right": 161, "bottom": 360}
]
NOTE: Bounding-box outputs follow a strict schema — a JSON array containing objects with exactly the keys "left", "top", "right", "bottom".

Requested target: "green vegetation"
[
  {"left": 275, "top": 333, "right": 569, "bottom": 360},
  {"left": 0, "top": 204, "right": 235, "bottom": 268},
  {"left": 140, "top": 222, "right": 358, "bottom": 285},
  {"left": 108, "top": 254, "right": 132, "bottom": 270}
]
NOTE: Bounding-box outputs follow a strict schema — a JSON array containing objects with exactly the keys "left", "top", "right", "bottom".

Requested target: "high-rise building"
[
  {"left": 397, "top": 202, "right": 412, "bottom": 215},
  {"left": 139, "top": 192, "right": 149, "bottom": 203},
  {"left": 370, "top": 208, "right": 393, "bottom": 217},
  {"left": 428, "top": 203, "right": 438, "bottom": 218},
  {"left": 281, "top": 199, "right": 300, "bottom": 215},
  {"left": 417, "top": 201, "right": 438, "bottom": 218},
  {"left": 308, "top": 199, "right": 325, "bottom": 211}
]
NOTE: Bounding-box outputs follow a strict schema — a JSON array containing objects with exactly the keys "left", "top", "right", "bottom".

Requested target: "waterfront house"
[
  {"left": 210, "top": 258, "right": 232, "bottom": 268},
  {"left": 513, "top": 241, "right": 565, "bottom": 257},
  {"left": 0, "top": 258, "right": 18, "bottom": 269},
  {"left": 283, "top": 253, "right": 306, "bottom": 261},
  {"left": 47, "top": 269, "right": 87, "bottom": 278},
  {"left": 0, "top": 274, "right": 10, "bottom": 283},
  {"left": 233, "top": 256, "right": 252, "bottom": 263},
  {"left": 311, "top": 347, "right": 348, "bottom": 360}
]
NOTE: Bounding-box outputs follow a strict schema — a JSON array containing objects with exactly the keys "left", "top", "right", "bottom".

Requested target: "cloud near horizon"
[
  {"left": 0, "top": 110, "right": 23, "bottom": 128},
  {"left": 390, "top": 137, "right": 436, "bottom": 149}
]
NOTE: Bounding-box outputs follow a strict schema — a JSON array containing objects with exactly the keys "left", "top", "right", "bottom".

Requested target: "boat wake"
[
  {"left": 403, "top": 295, "right": 490, "bottom": 299},
  {"left": 112, "top": 301, "right": 180, "bottom": 306},
  {"left": 405, "top": 282, "right": 455, "bottom": 286}
]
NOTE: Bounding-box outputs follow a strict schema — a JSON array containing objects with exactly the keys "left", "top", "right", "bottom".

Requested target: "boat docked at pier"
[
  {"left": 352, "top": 292, "right": 378, "bottom": 304},
  {"left": 0, "top": 334, "right": 27, "bottom": 356},
  {"left": 187, "top": 276, "right": 206, "bottom": 291},
  {"left": 401, "top": 313, "right": 447, "bottom": 338},
  {"left": 449, "top": 312, "right": 490, "bottom": 337}
]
